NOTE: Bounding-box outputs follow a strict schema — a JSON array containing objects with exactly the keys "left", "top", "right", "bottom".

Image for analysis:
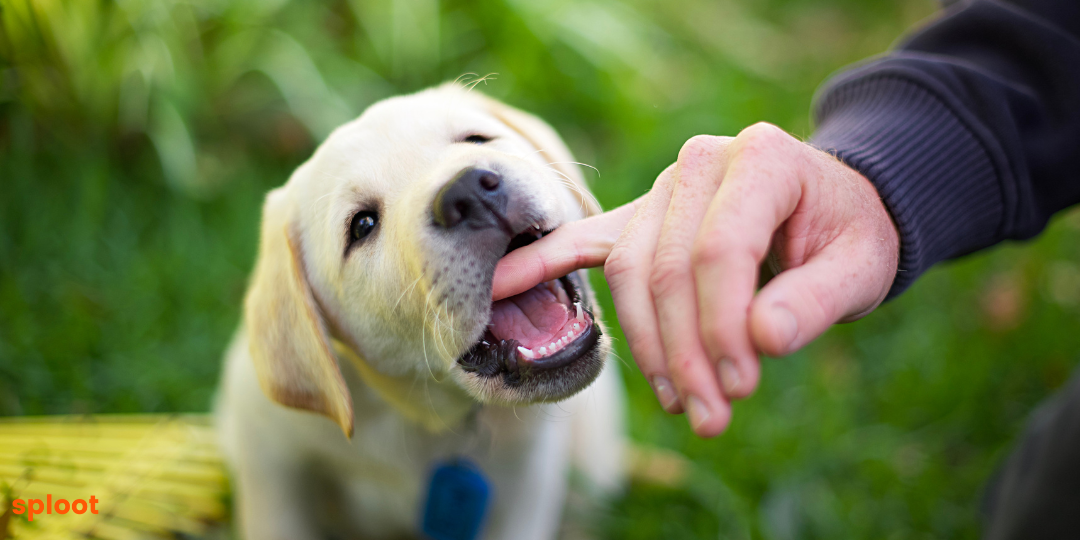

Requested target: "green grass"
[{"left": 4, "top": 0, "right": 1078, "bottom": 538}]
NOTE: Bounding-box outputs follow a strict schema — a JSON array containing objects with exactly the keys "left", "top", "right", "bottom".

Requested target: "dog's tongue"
[{"left": 489, "top": 281, "right": 570, "bottom": 349}]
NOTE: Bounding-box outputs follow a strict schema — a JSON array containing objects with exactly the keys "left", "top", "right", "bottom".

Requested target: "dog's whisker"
[
  {"left": 464, "top": 72, "right": 498, "bottom": 92},
  {"left": 536, "top": 406, "right": 568, "bottom": 422},
  {"left": 448, "top": 310, "right": 459, "bottom": 356},
  {"left": 423, "top": 284, "right": 470, "bottom": 370},
  {"left": 546, "top": 170, "right": 580, "bottom": 193},
  {"left": 548, "top": 161, "right": 601, "bottom": 179},
  {"left": 551, "top": 178, "right": 590, "bottom": 205},
  {"left": 431, "top": 306, "right": 453, "bottom": 366},
  {"left": 534, "top": 147, "right": 601, "bottom": 185},
  {"left": 307, "top": 189, "right": 341, "bottom": 218},
  {"left": 428, "top": 298, "right": 449, "bottom": 360},
  {"left": 608, "top": 348, "right": 633, "bottom": 371},
  {"left": 547, "top": 172, "right": 593, "bottom": 215},
  {"left": 422, "top": 378, "right": 466, "bottom": 437},
  {"left": 421, "top": 289, "right": 445, "bottom": 376},
  {"left": 420, "top": 290, "right": 434, "bottom": 379},
  {"left": 547, "top": 167, "right": 602, "bottom": 212},
  {"left": 545, "top": 167, "right": 588, "bottom": 195},
  {"left": 453, "top": 72, "right": 479, "bottom": 86},
  {"left": 418, "top": 377, "right": 444, "bottom": 430},
  {"left": 392, "top": 275, "right": 424, "bottom": 313}
]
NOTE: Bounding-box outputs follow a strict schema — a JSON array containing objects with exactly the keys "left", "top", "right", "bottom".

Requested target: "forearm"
[{"left": 811, "top": 0, "right": 1080, "bottom": 298}]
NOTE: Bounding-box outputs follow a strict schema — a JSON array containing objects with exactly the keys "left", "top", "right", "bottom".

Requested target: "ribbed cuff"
[{"left": 812, "top": 75, "right": 1004, "bottom": 300}]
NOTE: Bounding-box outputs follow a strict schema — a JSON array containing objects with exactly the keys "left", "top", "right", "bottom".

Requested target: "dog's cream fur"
[{"left": 215, "top": 84, "right": 625, "bottom": 540}]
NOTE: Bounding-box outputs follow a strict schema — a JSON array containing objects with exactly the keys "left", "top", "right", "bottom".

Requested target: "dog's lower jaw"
[{"left": 451, "top": 330, "right": 609, "bottom": 406}]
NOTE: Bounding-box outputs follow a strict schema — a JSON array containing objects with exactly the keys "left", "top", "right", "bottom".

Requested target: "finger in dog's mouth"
[{"left": 457, "top": 228, "right": 601, "bottom": 384}]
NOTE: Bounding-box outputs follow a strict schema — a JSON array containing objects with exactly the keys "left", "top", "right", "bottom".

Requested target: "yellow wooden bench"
[{"left": 0, "top": 415, "right": 228, "bottom": 540}]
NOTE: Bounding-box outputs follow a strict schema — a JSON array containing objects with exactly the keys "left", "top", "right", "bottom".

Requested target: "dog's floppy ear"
[
  {"left": 244, "top": 188, "right": 353, "bottom": 437},
  {"left": 483, "top": 97, "right": 602, "bottom": 217}
]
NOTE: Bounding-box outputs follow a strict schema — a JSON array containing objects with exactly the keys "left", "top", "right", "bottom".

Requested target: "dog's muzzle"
[{"left": 457, "top": 230, "right": 601, "bottom": 386}]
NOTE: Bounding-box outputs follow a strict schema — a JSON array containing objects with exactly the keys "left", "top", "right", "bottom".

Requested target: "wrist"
[{"left": 812, "top": 72, "right": 1005, "bottom": 300}]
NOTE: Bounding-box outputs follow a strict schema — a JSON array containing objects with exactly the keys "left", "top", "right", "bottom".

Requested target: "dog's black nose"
[{"left": 433, "top": 167, "right": 507, "bottom": 229}]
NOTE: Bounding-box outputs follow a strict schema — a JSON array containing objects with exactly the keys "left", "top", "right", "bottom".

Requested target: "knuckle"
[
  {"left": 698, "top": 320, "right": 727, "bottom": 354},
  {"left": 653, "top": 166, "right": 677, "bottom": 191},
  {"left": 690, "top": 237, "right": 730, "bottom": 268},
  {"left": 649, "top": 258, "right": 691, "bottom": 298},
  {"left": 735, "top": 122, "right": 790, "bottom": 156},
  {"left": 570, "top": 240, "right": 589, "bottom": 270},
  {"left": 603, "top": 248, "right": 635, "bottom": 284},
  {"left": 678, "top": 134, "right": 724, "bottom": 165},
  {"left": 740, "top": 122, "right": 787, "bottom": 143},
  {"left": 692, "top": 228, "right": 761, "bottom": 268},
  {"left": 666, "top": 351, "right": 699, "bottom": 374}
]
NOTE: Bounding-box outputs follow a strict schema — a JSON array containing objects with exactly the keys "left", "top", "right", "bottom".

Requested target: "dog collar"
[{"left": 331, "top": 339, "right": 475, "bottom": 433}]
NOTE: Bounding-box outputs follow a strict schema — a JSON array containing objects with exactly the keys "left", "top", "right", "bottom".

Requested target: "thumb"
[
  {"left": 492, "top": 199, "right": 641, "bottom": 301},
  {"left": 748, "top": 246, "right": 888, "bottom": 356}
]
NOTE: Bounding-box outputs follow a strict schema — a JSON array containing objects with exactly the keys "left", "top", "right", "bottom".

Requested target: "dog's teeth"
[
  {"left": 517, "top": 346, "right": 535, "bottom": 359},
  {"left": 566, "top": 331, "right": 573, "bottom": 339},
  {"left": 539, "top": 346, "right": 547, "bottom": 355},
  {"left": 573, "top": 323, "right": 581, "bottom": 332},
  {"left": 575, "top": 303, "right": 584, "bottom": 321},
  {"left": 546, "top": 280, "right": 562, "bottom": 297},
  {"left": 550, "top": 342, "right": 557, "bottom": 350}
]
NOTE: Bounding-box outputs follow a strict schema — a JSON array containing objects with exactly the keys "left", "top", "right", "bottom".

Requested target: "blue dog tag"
[{"left": 421, "top": 459, "right": 491, "bottom": 540}]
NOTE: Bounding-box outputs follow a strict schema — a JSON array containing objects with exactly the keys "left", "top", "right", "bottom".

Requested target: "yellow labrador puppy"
[{"left": 215, "top": 83, "right": 625, "bottom": 540}]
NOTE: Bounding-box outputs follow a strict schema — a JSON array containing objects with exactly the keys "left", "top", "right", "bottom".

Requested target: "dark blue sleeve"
[{"left": 810, "top": 0, "right": 1080, "bottom": 299}]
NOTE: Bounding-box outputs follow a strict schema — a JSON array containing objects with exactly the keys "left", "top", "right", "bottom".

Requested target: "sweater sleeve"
[{"left": 810, "top": 0, "right": 1080, "bottom": 299}]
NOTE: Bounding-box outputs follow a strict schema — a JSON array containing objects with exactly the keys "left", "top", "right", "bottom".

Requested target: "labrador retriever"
[{"left": 215, "top": 83, "right": 625, "bottom": 540}]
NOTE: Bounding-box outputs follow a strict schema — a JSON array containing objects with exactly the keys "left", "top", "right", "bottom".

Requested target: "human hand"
[{"left": 493, "top": 123, "right": 899, "bottom": 437}]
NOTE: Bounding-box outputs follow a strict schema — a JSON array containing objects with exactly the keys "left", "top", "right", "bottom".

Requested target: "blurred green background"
[{"left": 4, "top": 0, "right": 1080, "bottom": 538}]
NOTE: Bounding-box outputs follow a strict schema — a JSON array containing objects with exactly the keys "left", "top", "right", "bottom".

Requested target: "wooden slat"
[
  {"left": 0, "top": 414, "right": 228, "bottom": 540},
  {"left": 0, "top": 454, "right": 226, "bottom": 485}
]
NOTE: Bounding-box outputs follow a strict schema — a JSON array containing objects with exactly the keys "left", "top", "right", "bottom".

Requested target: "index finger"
[{"left": 492, "top": 199, "right": 641, "bottom": 301}]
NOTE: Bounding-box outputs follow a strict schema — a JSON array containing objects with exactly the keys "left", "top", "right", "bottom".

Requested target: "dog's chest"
[{"left": 317, "top": 403, "right": 571, "bottom": 539}]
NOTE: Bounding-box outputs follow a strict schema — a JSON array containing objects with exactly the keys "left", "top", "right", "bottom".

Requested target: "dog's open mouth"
[{"left": 457, "top": 229, "right": 601, "bottom": 382}]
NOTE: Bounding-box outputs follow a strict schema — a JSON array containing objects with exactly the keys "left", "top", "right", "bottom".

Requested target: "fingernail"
[
  {"left": 772, "top": 305, "right": 798, "bottom": 351},
  {"left": 718, "top": 359, "right": 741, "bottom": 395},
  {"left": 686, "top": 396, "right": 711, "bottom": 430},
  {"left": 650, "top": 376, "right": 679, "bottom": 411}
]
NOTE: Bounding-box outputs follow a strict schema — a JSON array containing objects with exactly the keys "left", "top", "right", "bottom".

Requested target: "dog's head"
[{"left": 244, "top": 84, "right": 608, "bottom": 435}]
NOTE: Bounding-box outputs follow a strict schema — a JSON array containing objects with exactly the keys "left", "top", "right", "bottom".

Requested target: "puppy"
[{"left": 215, "top": 83, "right": 625, "bottom": 540}]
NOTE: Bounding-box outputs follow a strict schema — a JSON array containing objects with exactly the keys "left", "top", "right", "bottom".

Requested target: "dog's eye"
[
  {"left": 350, "top": 211, "right": 378, "bottom": 242},
  {"left": 463, "top": 134, "right": 492, "bottom": 144}
]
